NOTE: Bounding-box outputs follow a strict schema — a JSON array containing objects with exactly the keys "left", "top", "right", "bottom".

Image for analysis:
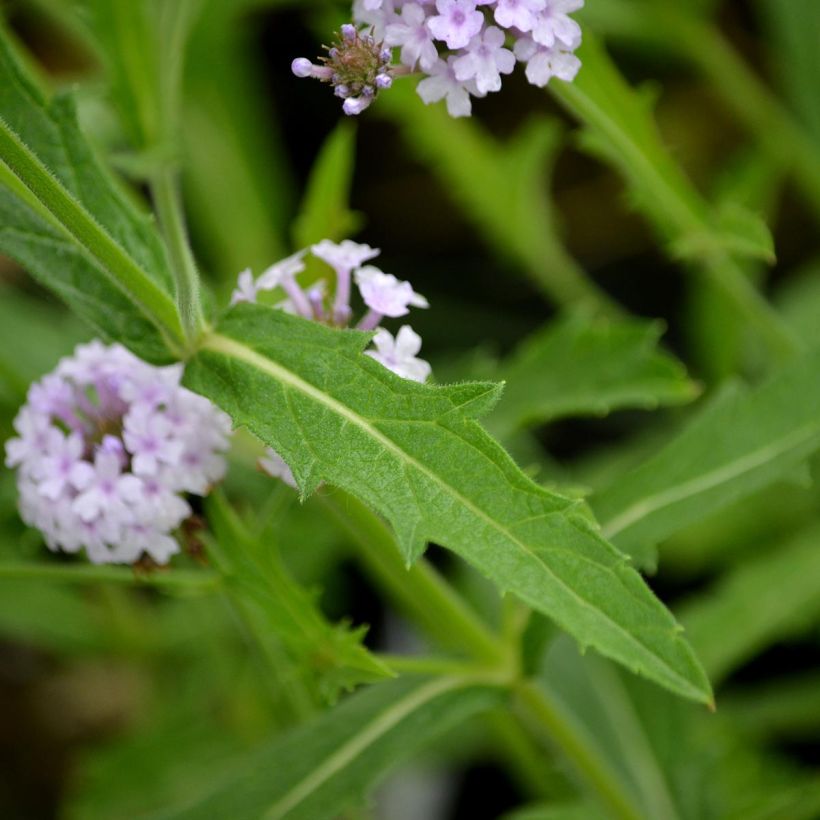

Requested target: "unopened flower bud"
[{"left": 291, "top": 57, "right": 314, "bottom": 78}]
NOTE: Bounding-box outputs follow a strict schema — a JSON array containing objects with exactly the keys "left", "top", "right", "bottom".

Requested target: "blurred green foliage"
[{"left": 1, "top": 0, "right": 819, "bottom": 818}]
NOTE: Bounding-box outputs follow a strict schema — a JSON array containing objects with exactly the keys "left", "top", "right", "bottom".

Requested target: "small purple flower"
[
  {"left": 428, "top": 0, "right": 485, "bottom": 50},
  {"left": 453, "top": 26, "right": 516, "bottom": 95},
  {"left": 4, "top": 342, "right": 232, "bottom": 565},
  {"left": 416, "top": 56, "right": 480, "bottom": 117},
  {"left": 514, "top": 35, "right": 581, "bottom": 85},
  {"left": 385, "top": 3, "right": 440, "bottom": 70},
  {"left": 531, "top": 0, "right": 583, "bottom": 49},
  {"left": 355, "top": 265, "right": 429, "bottom": 326}
]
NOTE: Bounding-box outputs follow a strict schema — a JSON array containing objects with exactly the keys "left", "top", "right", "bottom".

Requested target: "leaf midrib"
[
  {"left": 263, "top": 676, "right": 473, "bottom": 819},
  {"left": 600, "top": 421, "right": 820, "bottom": 539},
  {"left": 204, "top": 332, "right": 707, "bottom": 702}
]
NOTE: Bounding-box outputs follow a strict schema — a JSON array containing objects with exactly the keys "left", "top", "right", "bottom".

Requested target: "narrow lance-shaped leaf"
[
  {"left": 594, "top": 347, "right": 820, "bottom": 555},
  {"left": 152, "top": 675, "right": 504, "bottom": 820},
  {"left": 488, "top": 313, "right": 698, "bottom": 438},
  {"left": 185, "top": 305, "right": 712, "bottom": 705},
  {"left": 0, "top": 28, "right": 184, "bottom": 360}
]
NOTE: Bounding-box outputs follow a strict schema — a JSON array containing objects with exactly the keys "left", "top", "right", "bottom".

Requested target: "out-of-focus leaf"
[
  {"left": 151, "top": 675, "right": 504, "bottom": 820},
  {"left": 378, "top": 85, "right": 614, "bottom": 312},
  {"left": 488, "top": 313, "right": 698, "bottom": 438},
  {"left": 533, "top": 640, "right": 682, "bottom": 820},
  {"left": 0, "top": 579, "right": 105, "bottom": 654},
  {"left": 757, "top": 0, "right": 820, "bottom": 149},
  {"left": 0, "top": 29, "right": 183, "bottom": 359},
  {"left": 184, "top": 1, "right": 293, "bottom": 278},
  {"left": 594, "top": 348, "right": 820, "bottom": 556},
  {"left": 185, "top": 306, "right": 712, "bottom": 704},
  {"left": 550, "top": 33, "right": 794, "bottom": 356},
  {"left": 679, "top": 523, "right": 820, "bottom": 684},
  {"left": 673, "top": 202, "right": 775, "bottom": 265},
  {"left": 207, "top": 491, "right": 391, "bottom": 702},
  {"left": 0, "top": 286, "right": 87, "bottom": 400},
  {"left": 686, "top": 148, "right": 783, "bottom": 382},
  {"left": 720, "top": 672, "right": 820, "bottom": 742},
  {"left": 292, "top": 121, "right": 361, "bottom": 250},
  {"left": 777, "top": 260, "right": 820, "bottom": 350},
  {"left": 503, "top": 802, "right": 604, "bottom": 820}
]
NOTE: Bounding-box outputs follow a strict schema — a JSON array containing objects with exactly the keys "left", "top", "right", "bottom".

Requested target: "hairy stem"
[
  {"left": 151, "top": 167, "right": 206, "bottom": 343},
  {"left": 0, "top": 116, "right": 186, "bottom": 354}
]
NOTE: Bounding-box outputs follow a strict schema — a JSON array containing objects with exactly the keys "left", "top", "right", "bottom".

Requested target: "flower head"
[
  {"left": 294, "top": 0, "right": 584, "bottom": 117},
  {"left": 292, "top": 24, "right": 394, "bottom": 115},
  {"left": 4, "top": 342, "right": 232, "bottom": 565}
]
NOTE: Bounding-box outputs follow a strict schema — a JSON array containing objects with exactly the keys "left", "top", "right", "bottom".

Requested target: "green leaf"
[
  {"left": 679, "top": 522, "right": 820, "bottom": 684},
  {"left": 594, "top": 348, "right": 820, "bottom": 555},
  {"left": 672, "top": 202, "right": 776, "bottom": 265},
  {"left": 0, "top": 285, "right": 87, "bottom": 400},
  {"left": 757, "top": 0, "right": 820, "bottom": 149},
  {"left": 0, "top": 27, "right": 184, "bottom": 360},
  {"left": 488, "top": 314, "right": 698, "bottom": 438},
  {"left": 151, "top": 675, "right": 504, "bottom": 820},
  {"left": 185, "top": 305, "right": 712, "bottom": 705},
  {"left": 207, "top": 491, "right": 391, "bottom": 702},
  {"left": 184, "top": 0, "right": 294, "bottom": 277},
  {"left": 291, "top": 121, "right": 362, "bottom": 250}
]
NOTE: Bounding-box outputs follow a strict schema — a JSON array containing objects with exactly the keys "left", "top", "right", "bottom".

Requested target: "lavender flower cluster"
[
  {"left": 231, "top": 239, "right": 431, "bottom": 487},
  {"left": 293, "top": 0, "right": 583, "bottom": 117},
  {"left": 4, "top": 342, "right": 232, "bottom": 565}
]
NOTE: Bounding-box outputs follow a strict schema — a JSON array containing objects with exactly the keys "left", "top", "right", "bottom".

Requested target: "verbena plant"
[{"left": 1, "top": 1, "right": 819, "bottom": 818}]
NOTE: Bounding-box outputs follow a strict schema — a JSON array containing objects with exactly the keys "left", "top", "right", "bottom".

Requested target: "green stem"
[
  {"left": 0, "top": 560, "right": 220, "bottom": 592},
  {"left": 319, "top": 491, "right": 506, "bottom": 667},
  {"left": 151, "top": 167, "right": 205, "bottom": 343},
  {"left": 514, "top": 679, "right": 644, "bottom": 820},
  {"left": 0, "top": 115, "right": 186, "bottom": 354}
]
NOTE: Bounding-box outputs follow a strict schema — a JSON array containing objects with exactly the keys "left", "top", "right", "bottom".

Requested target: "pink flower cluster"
[
  {"left": 231, "top": 240, "right": 432, "bottom": 486},
  {"left": 294, "top": 0, "right": 583, "bottom": 117},
  {"left": 4, "top": 342, "right": 232, "bottom": 565}
]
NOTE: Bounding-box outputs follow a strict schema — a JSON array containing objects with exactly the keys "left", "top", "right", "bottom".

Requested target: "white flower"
[
  {"left": 355, "top": 266, "right": 429, "bottom": 318},
  {"left": 230, "top": 268, "right": 257, "bottom": 305},
  {"left": 366, "top": 326, "right": 432, "bottom": 382},
  {"left": 311, "top": 239, "right": 381, "bottom": 275}
]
